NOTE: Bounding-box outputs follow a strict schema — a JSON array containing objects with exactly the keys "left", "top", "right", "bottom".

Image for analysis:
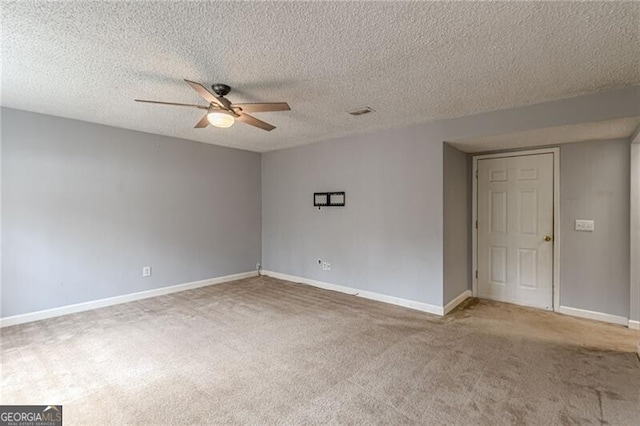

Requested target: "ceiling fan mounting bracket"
[{"left": 212, "top": 83, "right": 231, "bottom": 97}]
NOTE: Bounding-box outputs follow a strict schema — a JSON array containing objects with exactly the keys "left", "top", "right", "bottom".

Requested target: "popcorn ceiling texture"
[{"left": 2, "top": 1, "right": 638, "bottom": 152}]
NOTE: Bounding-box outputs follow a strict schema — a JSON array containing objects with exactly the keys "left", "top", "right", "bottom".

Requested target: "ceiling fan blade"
[
  {"left": 184, "top": 79, "right": 226, "bottom": 108},
  {"left": 233, "top": 102, "right": 290, "bottom": 113},
  {"left": 236, "top": 113, "right": 276, "bottom": 131},
  {"left": 135, "top": 99, "right": 208, "bottom": 110},
  {"left": 194, "top": 113, "right": 210, "bottom": 128}
]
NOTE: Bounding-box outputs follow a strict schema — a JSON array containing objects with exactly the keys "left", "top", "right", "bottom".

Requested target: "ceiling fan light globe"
[{"left": 207, "top": 110, "right": 235, "bottom": 128}]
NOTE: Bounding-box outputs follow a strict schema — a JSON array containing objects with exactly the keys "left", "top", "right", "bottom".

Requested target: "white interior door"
[{"left": 477, "top": 153, "right": 554, "bottom": 310}]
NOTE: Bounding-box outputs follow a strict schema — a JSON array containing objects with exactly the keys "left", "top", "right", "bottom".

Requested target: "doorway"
[{"left": 472, "top": 148, "right": 560, "bottom": 311}]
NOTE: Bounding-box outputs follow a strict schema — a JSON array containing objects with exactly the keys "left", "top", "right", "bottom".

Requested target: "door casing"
[{"left": 472, "top": 147, "right": 560, "bottom": 311}]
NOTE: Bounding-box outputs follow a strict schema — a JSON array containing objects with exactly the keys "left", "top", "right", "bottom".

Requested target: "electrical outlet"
[
  {"left": 256, "top": 262, "right": 261, "bottom": 270},
  {"left": 322, "top": 262, "right": 331, "bottom": 271},
  {"left": 142, "top": 266, "right": 152, "bottom": 277}
]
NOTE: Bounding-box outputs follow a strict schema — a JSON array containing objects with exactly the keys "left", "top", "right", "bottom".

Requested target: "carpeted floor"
[{"left": 1, "top": 275, "right": 639, "bottom": 425}]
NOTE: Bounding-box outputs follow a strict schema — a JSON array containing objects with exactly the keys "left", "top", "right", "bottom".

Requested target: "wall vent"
[{"left": 347, "top": 107, "right": 374, "bottom": 116}]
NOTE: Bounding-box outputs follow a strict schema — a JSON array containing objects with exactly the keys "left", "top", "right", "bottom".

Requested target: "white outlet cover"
[
  {"left": 142, "top": 266, "right": 152, "bottom": 277},
  {"left": 575, "top": 219, "right": 595, "bottom": 232}
]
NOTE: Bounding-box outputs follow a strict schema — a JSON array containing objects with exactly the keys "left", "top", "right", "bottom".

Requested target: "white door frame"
[{"left": 472, "top": 147, "right": 561, "bottom": 311}]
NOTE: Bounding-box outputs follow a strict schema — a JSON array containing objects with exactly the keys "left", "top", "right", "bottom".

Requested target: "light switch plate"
[{"left": 575, "top": 220, "right": 594, "bottom": 232}]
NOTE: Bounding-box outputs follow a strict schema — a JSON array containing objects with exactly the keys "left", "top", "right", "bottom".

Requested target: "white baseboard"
[
  {"left": 628, "top": 319, "right": 640, "bottom": 330},
  {"left": 558, "top": 305, "right": 630, "bottom": 327},
  {"left": 444, "top": 290, "right": 472, "bottom": 315},
  {"left": 0, "top": 271, "right": 257, "bottom": 328},
  {"left": 262, "top": 270, "right": 444, "bottom": 316}
]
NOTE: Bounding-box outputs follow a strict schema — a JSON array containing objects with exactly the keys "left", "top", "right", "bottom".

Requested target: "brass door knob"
[{"left": 544, "top": 235, "right": 552, "bottom": 242}]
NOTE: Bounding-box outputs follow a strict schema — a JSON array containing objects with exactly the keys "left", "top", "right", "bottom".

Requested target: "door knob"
[{"left": 544, "top": 235, "right": 552, "bottom": 242}]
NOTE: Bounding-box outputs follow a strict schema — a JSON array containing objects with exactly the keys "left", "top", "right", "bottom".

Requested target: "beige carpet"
[{"left": 1, "top": 275, "right": 638, "bottom": 425}]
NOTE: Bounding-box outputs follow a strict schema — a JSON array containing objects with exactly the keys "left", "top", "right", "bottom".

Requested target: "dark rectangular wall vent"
[{"left": 314, "top": 192, "right": 345, "bottom": 207}]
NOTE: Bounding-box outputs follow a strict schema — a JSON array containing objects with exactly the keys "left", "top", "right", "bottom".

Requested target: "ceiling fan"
[{"left": 135, "top": 80, "right": 290, "bottom": 131}]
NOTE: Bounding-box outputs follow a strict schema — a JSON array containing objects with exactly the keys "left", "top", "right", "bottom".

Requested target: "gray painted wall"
[
  {"left": 630, "top": 139, "right": 639, "bottom": 322},
  {"left": 443, "top": 143, "right": 470, "bottom": 305},
  {"left": 1, "top": 108, "right": 261, "bottom": 317},
  {"left": 560, "top": 139, "right": 630, "bottom": 317},
  {"left": 465, "top": 139, "right": 632, "bottom": 318},
  {"left": 3, "top": 87, "right": 636, "bottom": 317},
  {"left": 262, "top": 87, "right": 638, "bottom": 309},
  {"left": 262, "top": 127, "right": 444, "bottom": 306}
]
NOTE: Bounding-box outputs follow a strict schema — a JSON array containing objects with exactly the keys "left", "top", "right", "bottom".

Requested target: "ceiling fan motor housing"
[{"left": 212, "top": 83, "right": 231, "bottom": 97}]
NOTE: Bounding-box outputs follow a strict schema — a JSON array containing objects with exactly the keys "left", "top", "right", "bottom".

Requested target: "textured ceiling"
[
  {"left": 449, "top": 116, "right": 640, "bottom": 153},
  {"left": 2, "top": 2, "right": 639, "bottom": 152}
]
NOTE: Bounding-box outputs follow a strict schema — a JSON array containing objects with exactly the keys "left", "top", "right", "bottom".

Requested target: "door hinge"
[
  {"left": 475, "top": 270, "right": 478, "bottom": 279},
  {"left": 475, "top": 169, "right": 478, "bottom": 178},
  {"left": 475, "top": 219, "right": 478, "bottom": 229}
]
